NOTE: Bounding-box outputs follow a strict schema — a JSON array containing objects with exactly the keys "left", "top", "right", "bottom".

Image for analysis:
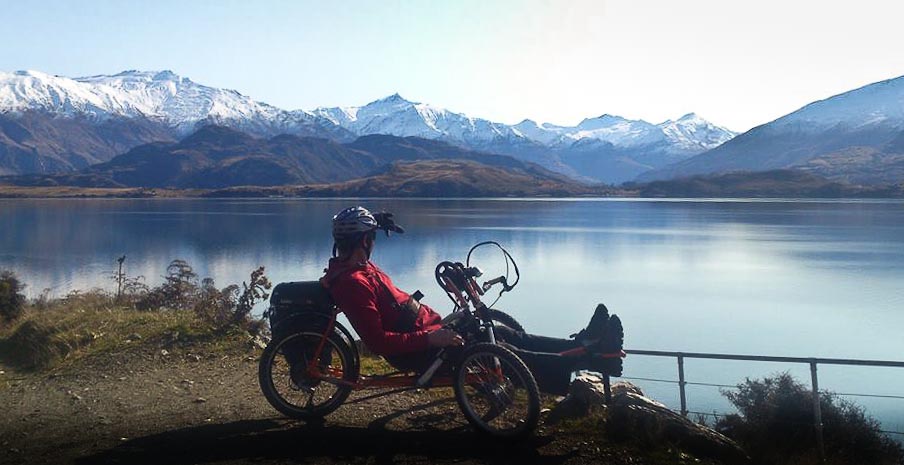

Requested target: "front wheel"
[
  {"left": 453, "top": 343, "right": 540, "bottom": 439},
  {"left": 258, "top": 329, "right": 358, "bottom": 421}
]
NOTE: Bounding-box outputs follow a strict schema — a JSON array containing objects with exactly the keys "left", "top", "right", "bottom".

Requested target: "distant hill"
[
  {"left": 640, "top": 76, "right": 904, "bottom": 184},
  {"left": 2, "top": 125, "right": 580, "bottom": 192},
  {"left": 0, "top": 112, "right": 174, "bottom": 175},
  {"left": 636, "top": 169, "right": 904, "bottom": 198},
  {"left": 204, "top": 159, "right": 600, "bottom": 198}
]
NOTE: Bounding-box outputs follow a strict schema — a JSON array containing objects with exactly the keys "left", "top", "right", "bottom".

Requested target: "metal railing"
[{"left": 623, "top": 349, "right": 904, "bottom": 461}]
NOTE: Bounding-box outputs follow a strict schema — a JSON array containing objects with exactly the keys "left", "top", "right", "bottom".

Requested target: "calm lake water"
[{"left": 2, "top": 198, "right": 904, "bottom": 431}]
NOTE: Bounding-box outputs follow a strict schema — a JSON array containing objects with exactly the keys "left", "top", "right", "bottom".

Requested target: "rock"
[
  {"left": 160, "top": 349, "right": 169, "bottom": 357},
  {"left": 546, "top": 372, "right": 627, "bottom": 423},
  {"left": 548, "top": 374, "right": 749, "bottom": 465},
  {"left": 193, "top": 397, "right": 207, "bottom": 404},
  {"left": 609, "top": 391, "right": 749, "bottom": 464}
]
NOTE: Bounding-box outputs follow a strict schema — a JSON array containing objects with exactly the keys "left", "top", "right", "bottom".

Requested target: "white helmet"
[{"left": 332, "top": 206, "right": 379, "bottom": 241}]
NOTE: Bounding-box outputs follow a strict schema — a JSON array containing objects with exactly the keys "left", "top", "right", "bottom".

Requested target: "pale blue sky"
[{"left": 2, "top": 0, "right": 903, "bottom": 131}]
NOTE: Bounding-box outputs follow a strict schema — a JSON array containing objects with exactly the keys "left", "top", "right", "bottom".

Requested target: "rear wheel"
[
  {"left": 453, "top": 343, "right": 540, "bottom": 439},
  {"left": 258, "top": 329, "right": 358, "bottom": 420}
]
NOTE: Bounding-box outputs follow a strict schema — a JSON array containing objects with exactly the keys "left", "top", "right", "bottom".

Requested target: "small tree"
[
  {"left": 0, "top": 270, "right": 26, "bottom": 323},
  {"left": 235, "top": 266, "right": 271, "bottom": 327},
  {"left": 137, "top": 259, "right": 199, "bottom": 311}
]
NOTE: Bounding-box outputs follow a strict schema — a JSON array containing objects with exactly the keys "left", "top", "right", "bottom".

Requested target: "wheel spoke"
[
  {"left": 260, "top": 331, "right": 355, "bottom": 419},
  {"left": 455, "top": 345, "right": 539, "bottom": 438}
]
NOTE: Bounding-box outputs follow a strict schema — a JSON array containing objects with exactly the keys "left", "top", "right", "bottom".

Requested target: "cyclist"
[{"left": 320, "top": 206, "right": 622, "bottom": 395}]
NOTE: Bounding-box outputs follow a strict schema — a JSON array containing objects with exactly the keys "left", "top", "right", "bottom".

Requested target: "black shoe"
[
  {"left": 571, "top": 303, "right": 610, "bottom": 344},
  {"left": 591, "top": 314, "right": 624, "bottom": 376}
]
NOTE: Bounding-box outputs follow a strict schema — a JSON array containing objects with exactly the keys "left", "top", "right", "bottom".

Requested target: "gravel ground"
[{"left": 0, "top": 345, "right": 641, "bottom": 465}]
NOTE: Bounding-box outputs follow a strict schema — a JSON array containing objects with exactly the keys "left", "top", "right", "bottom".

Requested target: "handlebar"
[{"left": 435, "top": 241, "right": 520, "bottom": 312}]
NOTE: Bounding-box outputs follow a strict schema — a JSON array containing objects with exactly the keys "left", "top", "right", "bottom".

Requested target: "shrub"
[
  {"left": 192, "top": 267, "right": 271, "bottom": 333},
  {"left": 716, "top": 373, "right": 903, "bottom": 465},
  {"left": 0, "top": 270, "right": 26, "bottom": 323},
  {"left": 136, "top": 259, "right": 199, "bottom": 311}
]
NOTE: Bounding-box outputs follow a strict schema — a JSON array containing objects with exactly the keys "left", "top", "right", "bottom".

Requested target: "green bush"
[
  {"left": 716, "top": 373, "right": 903, "bottom": 465},
  {"left": 0, "top": 270, "right": 26, "bottom": 323}
]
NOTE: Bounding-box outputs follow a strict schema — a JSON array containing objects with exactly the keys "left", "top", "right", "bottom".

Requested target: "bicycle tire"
[
  {"left": 259, "top": 329, "right": 358, "bottom": 420},
  {"left": 453, "top": 343, "right": 540, "bottom": 439}
]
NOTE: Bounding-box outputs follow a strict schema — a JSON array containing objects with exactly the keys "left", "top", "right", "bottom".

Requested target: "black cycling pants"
[{"left": 493, "top": 325, "right": 582, "bottom": 395}]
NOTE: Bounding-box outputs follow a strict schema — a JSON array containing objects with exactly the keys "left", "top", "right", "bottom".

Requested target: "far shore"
[
  {"left": 3, "top": 185, "right": 904, "bottom": 200},
  {"left": 0, "top": 185, "right": 630, "bottom": 199}
]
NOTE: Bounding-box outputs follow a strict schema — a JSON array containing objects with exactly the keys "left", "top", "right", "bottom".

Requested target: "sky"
[{"left": 1, "top": 0, "right": 903, "bottom": 132}]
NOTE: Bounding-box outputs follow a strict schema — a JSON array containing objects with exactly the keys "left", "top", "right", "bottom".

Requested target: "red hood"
[{"left": 320, "top": 257, "right": 368, "bottom": 288}]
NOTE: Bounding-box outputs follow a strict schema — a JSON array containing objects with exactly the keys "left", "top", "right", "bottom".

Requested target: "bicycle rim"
[
  {"left": 457, "top": 350, "right": 536, "bottom": 436},
  {"left": 265, "top": 331, "right": 351, "bottom": 416}
]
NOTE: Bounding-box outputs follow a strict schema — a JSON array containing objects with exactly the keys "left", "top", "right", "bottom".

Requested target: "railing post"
[
  {"left": 810, "top": 360, "right": 826, "bottom": 462},
  {"left": 678, "top": 353, "right": 688, "bottom": 417}
]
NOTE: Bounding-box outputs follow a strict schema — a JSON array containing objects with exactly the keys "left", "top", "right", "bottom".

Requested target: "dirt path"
[{"left": 0, "top": 347, "right": 638, "bottom": 465}]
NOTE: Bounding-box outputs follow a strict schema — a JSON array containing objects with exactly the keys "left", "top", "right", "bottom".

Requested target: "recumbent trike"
[{"left": 258, "top": 242, "right": 625, "bottom": 438}]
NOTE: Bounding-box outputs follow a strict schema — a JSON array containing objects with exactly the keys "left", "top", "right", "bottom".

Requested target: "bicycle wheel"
[
  {"left": 489, "top": 309, "right": 524, "bottom": 333},
  {"left": 258, "top": 329, "right": 358, "bottom": 420},
  {"left": 453, "top": 343, "right": 540, "bottom": 439}
]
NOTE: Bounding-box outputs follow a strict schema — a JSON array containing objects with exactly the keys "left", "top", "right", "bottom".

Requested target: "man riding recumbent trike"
[{"left": 258, "top": 207, "right": 625, "bottom": 438}]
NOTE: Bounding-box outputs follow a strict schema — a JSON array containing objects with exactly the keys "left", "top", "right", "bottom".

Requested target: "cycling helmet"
[{"left": 332, "top": 206, "right": 379, "bottom": 241}]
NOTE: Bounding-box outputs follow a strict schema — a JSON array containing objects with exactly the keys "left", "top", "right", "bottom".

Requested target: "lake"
[{"left": 2, "top": 198, "right": 903, "bottom": 432}]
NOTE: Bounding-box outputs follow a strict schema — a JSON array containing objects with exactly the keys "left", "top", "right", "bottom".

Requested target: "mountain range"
[
  {"left": 640, "top": 75, "right": 904, "bottom": 184},
  {"left": 0, "top": 69, "right": 734, "bottom": 183},
  {"left": 4, "top": 125, "right": 575, "bottom": 191},
  {"left": 2, "top": 68, "right": 903, "bottom": 189}
]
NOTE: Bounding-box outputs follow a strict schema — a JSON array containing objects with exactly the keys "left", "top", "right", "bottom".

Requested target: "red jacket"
[{"left": 321, "top": 258, "right": 443, "bottom": 356}]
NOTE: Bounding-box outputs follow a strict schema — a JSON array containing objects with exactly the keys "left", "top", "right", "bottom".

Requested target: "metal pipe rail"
[{"left": 623, "top": 349, "right": 904, "bottom": 462}]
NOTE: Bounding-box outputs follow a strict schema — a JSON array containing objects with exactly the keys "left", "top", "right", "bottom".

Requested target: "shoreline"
[{"left": 2, "top": 185, "right": 903, "bottom": 200}]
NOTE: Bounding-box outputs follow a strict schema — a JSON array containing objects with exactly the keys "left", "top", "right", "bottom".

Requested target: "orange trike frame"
[{"left": 301, "top": 308, "right": 626, "bottom": 397}]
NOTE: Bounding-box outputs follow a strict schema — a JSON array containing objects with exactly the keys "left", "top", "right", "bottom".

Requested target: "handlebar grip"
[{"left": 482, "top": 276, "right": 507, "bottom": 292}]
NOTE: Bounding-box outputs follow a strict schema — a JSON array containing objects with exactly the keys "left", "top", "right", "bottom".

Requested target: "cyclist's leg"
[
  {"left": 502, "top": 346, "right": 576, "bottom": 395},
  {"left": 494, "top": 325, "right": 580, "bottom": 353}
]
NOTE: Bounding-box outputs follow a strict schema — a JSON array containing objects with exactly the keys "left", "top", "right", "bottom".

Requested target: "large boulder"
[{"left": 548, "top": 373, "right": 749, "bottom": 464}]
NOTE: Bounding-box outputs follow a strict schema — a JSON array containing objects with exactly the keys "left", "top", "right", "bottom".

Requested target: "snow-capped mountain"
[
  {"left": 640, "top": 75, "right": 904, "bottom": 183},
  {"left": 0, "top": 69, "right": 733, "bottom": 181},
  {"left": 0, "top": 70, "right": 346, "bottom": 139},
  {"left": 312, "top": 94, "right": 735, "bottom": 183},
  {"left": 314, "top": 94, "right": 734, "bottom": 153},
  {"left": 779, "top": 76, "right": 904, "bottom": 130},
  {"left": 313, "top": 93, "right": 525, "bottom": 145}
]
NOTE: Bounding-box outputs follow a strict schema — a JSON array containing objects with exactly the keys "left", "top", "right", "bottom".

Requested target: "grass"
[{"left": 0, "top": 291, "right": 251, "bottom": 372}]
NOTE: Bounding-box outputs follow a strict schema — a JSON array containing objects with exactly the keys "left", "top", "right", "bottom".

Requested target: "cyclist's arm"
[{"left": 333, "top": 279, "right": 432, "bottom": 356}]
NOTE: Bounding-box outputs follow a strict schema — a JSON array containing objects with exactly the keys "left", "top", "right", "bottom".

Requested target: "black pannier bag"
[{"left": 266, "top": 281, "right": 336, "bottom": 338}]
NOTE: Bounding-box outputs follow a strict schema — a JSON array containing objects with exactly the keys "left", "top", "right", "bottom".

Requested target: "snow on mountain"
[
  {"left": 777, "top": 76, "right": 904, "bottom": 130},
  {"left": 658, "top": 113, "right": 736, "bottom": 152},
  {"left": 1, "top": 69, "right": 735, "bottom": 152},
  {"left": 0, "top": 70, "right": 339, "bottom": 137},
  {"left": 313, "top": 94, "right": 526, "bottom": 145},
  {"left": 638, "top": 75, "right": 904, "bottom": 184},
  {"left": 316, "top": 95, "right": 735, "bottom": 153}
]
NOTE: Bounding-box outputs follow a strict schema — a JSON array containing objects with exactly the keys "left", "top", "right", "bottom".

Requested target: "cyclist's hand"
[{"left": 427, "top": 329, "right": 464, "bottom": 348}]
